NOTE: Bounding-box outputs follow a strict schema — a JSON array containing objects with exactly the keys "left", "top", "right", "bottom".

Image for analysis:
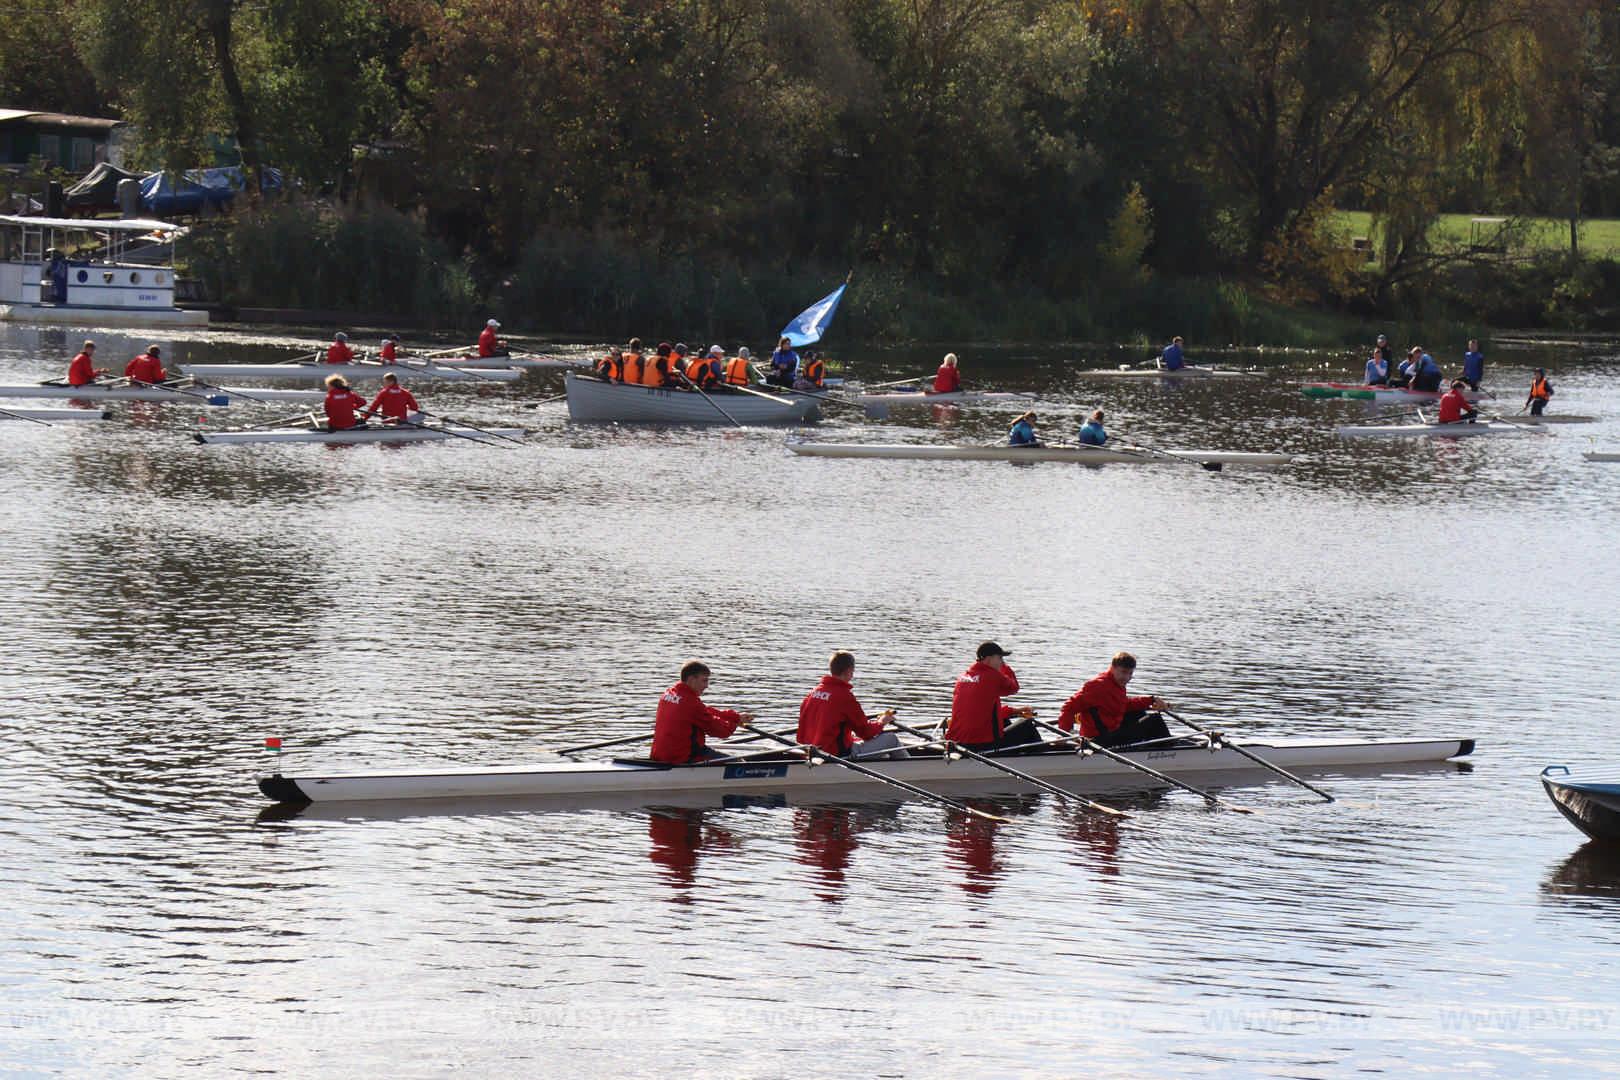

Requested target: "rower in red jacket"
[
  {"left": 366, "top": 372, "right": 420, "bottom": 424},
  {"left": 650, "top": 660, "right": 756, "bottom": 764},
  {"left": 932, "top": 352, "right": 961, "bottom": 394},
  {"left": 326, "top": 332, "right": 355, "bottom": 365},
  {"left": 379, "top": 334, "right": 400, "bottom": 363},
  {"left": 798, "top": 651, "right": 895, "bottom": 757},
  {"left": 1057, "top": 651, "right": 1171, "bottom": 748},
  {"left": 323, "top": 374, "right": 369, "bottom": 431},
  {"left": 1436, "top": 379, "right": 1478, "bottom": 424},
  {"left": 477, "top": 319, "right": 507, "bottom": 357},
  {"left": 66, "top": 340, "right": 108, "bottom": 386},
  {"left": 947, "top": 642, "right": 1037, "bottom": 750},
  {"left": 124, "top": 345, "right": 166, "bottom": 384}
]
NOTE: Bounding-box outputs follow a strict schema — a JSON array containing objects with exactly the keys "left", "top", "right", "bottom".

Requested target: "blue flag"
[{"left": 779, "top": 283, "right": 847, "bottom": 347}]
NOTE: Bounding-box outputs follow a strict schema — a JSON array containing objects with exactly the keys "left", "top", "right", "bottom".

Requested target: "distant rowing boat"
[
  {"left": 195, "top": 423, "right": 526, "bottom": 446},
  {"left": 846, "top": 389, "right": 1037, "bottom": 408},
  {"left": 258, "top": 735, "right": 1475, "bottom": 804},
  {"left": 1584, "top": 450, "right": 1620, "bottom": 462},
  {"left": 0, "top": 382, "right": 323, "bottom": 404},
  {"left": 417, "top": 354, "right": 580, "bottom": 371},
  {"left": 786, "top": 439, "right": 1293, "bottom": 466},
  {"left": 176, "top": 362, "right": 522, "bottom": 383},
  {"left": 1077, "top": 366, "right": 1259, "bottom": 380},
  {"left": 0, "top": 406, "right": 110, "bottom": 421},
  {"left": 1335, "top": 420, "right": 1544, "bottom": 438},
  {"left": 564, "top": 372, "right": 820, "bottom": 424},
  {"left": 1302, "top": 382, "right": 1484, "bottom": 403}
]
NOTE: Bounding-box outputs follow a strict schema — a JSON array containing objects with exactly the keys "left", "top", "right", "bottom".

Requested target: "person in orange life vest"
[
  {"left": 703, "top": 345, "right": 727, "bottom": 386},
  {"left": 323, "top": 373, "right": 369, "bottom": 431},
  {"left": 724, "top": 347, "right": 752, "bottom": 386},
  {"left": 649, "top": 660, "right": 756, "bottom": 764},
  {"left": 596, "top": 347, "right": 625, "bottom": 382},
  {"left": 1525, "top": 368, "right": 1554, "bottom": 417},
  {"left": 798, "top": 651, "right": 898, "bottom": 757},
  {"left": 365, "top": 372, "right": 420, "bottom": 424},
  {"left": 477, "top": 319, "right": 507, "bottom": 357},
  {"left": 683, "top": 351, "right": 716, "bottom": 389},
  {"left": 668, "top": 343, "right": 692, "bottom": 387},
  {"left": 379, "top": 334, "right": 401, "bottom": 363},
  {"left": 947, "top": 642, "right": 1038, "bottom": 751},
  {"left": 1436, "top": 379, "right": 1478, "bottom": 424},
  {"left": 622, "top": 339, "right": 647, "bottom": 384},
  {"left": 639, "top": 342, "right": 670, "bottom": 387},
  {"left": 933, "top": 352, "right": 962, "bottom": 394},
  {"left": 124, "top": 344, "right": 167, "bottom": 384},
  {"left": 326, "top": 332, "right": 355, "bottom": 365},
  {"left": 1057, "top": 651, "right": 1172, "bottom": 749},
  {"left": 67, "top": 340, "right": 109, "bottom": 386},
  {"left": 795, "top": 350, "right": 826, "bottom": 390}
]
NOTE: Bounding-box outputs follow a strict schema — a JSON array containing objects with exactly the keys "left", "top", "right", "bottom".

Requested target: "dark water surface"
[{"left": 4, "top": 325, "right": 1620, "bottom": 1076}]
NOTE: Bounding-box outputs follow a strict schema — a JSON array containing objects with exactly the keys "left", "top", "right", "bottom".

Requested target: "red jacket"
[
  {"left": 478, "top": 327, "right": 500, "bottom": 357},
  {"left": 368, "top": 384, "right": 420, "bottom": 422},
  {"left": 67, "top": 352, "right": 98, "bottom": 386},
  {"left": 1059, "top": 671, "right": 1154, "bottom": 737},
  {"left": 380, "top": 340, "right": 397, "bottom": 363},
  {"left": 798, "top": 675, "right": 883, "bottom": 755},
  {"left": 326, "top": 341, "right": 355, "bottom": 365},
  {"left": 650, "top": 682, "right": 743, "bottom": 764},
  {"left": 1437, "top": 387, "right": 1472, "bottom": 424},
  {"left": 324, "top": 387, "right": 369, "bottom": 430},
  {"left": 933, "top": 365, "right": 961, "bottom": 394},
  {"left": 124, "top": 354, "right": 166, "bottom": 383},
  {"left": 948, "top": 661, "right": 1021, "bottom": 744}
]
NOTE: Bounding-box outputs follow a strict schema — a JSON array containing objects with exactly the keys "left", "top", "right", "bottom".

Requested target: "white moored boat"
[
  {"left": 176, "top": 362, "right": 521, "bottom": 383},
  {"left": 564, "top": 372, "right": 820, "bottom": 424},
  {"left": 195, "top": 423, "right": 525, "bottom": 446},
  {"left": 0, "top": 381, "right": 324, "bottom": 405},
  {"left": 258, "top": 736, "right": 1475, "bottom": 804},
  {"left": 847, "top": 389, "right": 1037, "bottom": 408},
  {"left": 0, "top": 406, "right": 110, "bottom": 421},
  {"left": 787, "top": 439, "right": 1292, "bottom": 466},
  {"left": 1584, "top": 450, "right": 1620, "bottom": 462},
  {"left": 1335, "top": 420, "right": 1545, "bottom": 438},
  {"left": 0, "top": 214, "right": 207, "bottom": 325},
  {"left": 1078, "top": 366, "right": 1259, "bottom": 380}
]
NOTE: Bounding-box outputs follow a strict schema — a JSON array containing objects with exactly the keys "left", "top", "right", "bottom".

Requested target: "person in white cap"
[
  {"left": 477, "top": 319, "right": 508, "bottom": 358},
  {"left": 326, "top": 331, "right": 355, "bottom": 365}
]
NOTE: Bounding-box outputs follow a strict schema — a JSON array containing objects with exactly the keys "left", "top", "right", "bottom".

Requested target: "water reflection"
[
  {"left": 945, "top": 795, "right": 1039, "bottom": 896},
  {"left": 1543, "top": 842, "right": 1620, "bottom": 902},
  {"left": 646, "top": 808, "right": 741, "bottom": 898}
]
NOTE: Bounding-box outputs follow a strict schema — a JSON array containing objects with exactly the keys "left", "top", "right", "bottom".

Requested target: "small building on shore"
[{"left": 0, "top": 109, "right": 126, "bottom": 172}]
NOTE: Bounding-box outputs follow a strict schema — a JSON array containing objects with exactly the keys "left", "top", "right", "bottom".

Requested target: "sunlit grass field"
[{"left": 1333, "top": 211, "right": 1620, "bottom": 258}]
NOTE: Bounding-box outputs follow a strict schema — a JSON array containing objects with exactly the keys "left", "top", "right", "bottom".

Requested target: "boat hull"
[
  {"left": 1336, "top": 421, "right": 1541, "bottom": 438},
  {"left": 1542, "top": 767, "right": 1620, "bottom": 842},
  {"left": 565, "top": 372, "right": 820, "bottom": 424},
  {"left": 1078, "top": 366, "right": 1258, "bottom": 380},
  {"left": 0, "top": 406, "right": 111, "bottom": 421},
  {"left": 1584, "top": 450, "right": 1620, "bottom": 462},
  {"left": 849, "top": 390, "right": 1037, "bottom": 408},
  {"left": 787, "top": 440, "right": 1292, "bottom": 466},
  {"left": 1302, "top": 382, "right": 1483, "bottom": 403},
  {"left": 197, "top": 425, "right": 525, "bottom": 446},
  {"left": 178, "top": 362, "right": 520, "bottom": 383},
  {"left": 0, "top": 383, "right": 230, "bottom": 404},
  {"left": 260, "top": 736, "right": 1474, "bottom": 804}
]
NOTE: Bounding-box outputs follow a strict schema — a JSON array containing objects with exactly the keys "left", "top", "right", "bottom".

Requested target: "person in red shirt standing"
[
  {"left": 798, "top": 651, "right": 896, "bottom": 757},
  {"left": 326, "top": 332, "right": 355, "bottom": 365},
  {"left": 124, "top": 345, "right": 167, "bottom": 384},
  {"left": 1436, "top": 379, "right": 1478, "bottom": 425},
  {"left": 649, "top": 660, "right": 755, "bottom": 764},
  {"left": 947, "top": 642, "right": 1037, "bottom": 751},
  {"left": 477, "top": 319, "right": 507, "bottom": 358},
  {"left": 322, "top": 374, "right": 369, "bottom": 431},
  {"left": 1057, "top": 652, "right": 1171, "bottom": 748},
  {"left": 365, "top": 372, "right": 420, "bottom": 425},
  {"left": 66, "top": 340, "right": 108, "bottom": 386},
  {"left": 932, "top": 352, "right": 962, "bottom": 394}
]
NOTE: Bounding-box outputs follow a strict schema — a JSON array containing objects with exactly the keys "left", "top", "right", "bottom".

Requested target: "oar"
[
  {"left": 769, "top": 382, "right": 872, "bottom": 416},
  {"left": 1482, "top": 412, "right": 1549, "bottom": 434},
  {"left": 160, "top": 377, "right": 284, "bottom": 409},
  {"left": 864, "top": 376, "right": 927, "bottom": 390},
  {"left": 0, "top": 404, "right": 52, "bottom": 426},
  {"left": 522, "top": 392, "right": 569, "bottom": 409},
  {"left": 884, "top": 717, "right": 1127, "bottom": 817},
  {"left": 1163, "top": 709, "right": 1334, "bottom": 802},
  {"left": 675, "top": 371, "right": 745, "bottom": 428},
  {"left": 412, "top": 408, "right": 527, "bottom": 446},
  {"left": 552, "top": 721, "right": 808, "bottom": 756},
  {"left": 1030, "top": 717, "right": 1252, "bottom": 813},
  {"left": 724, "top": 382, "right": 798, "bottom": 407},
  {"left": 739, "top": 723, "right": 1010, "bottom": 823},
  {"left": 241, "top": 408, "right": 324, "bottom": 431},
  {"left": 399, "top": 358, "right": 511, "bottom": 385},
  {"left": 128, "top": 377, "right": 239, "bottom": 407},
  {"left": 1116, "top": 433, "right": 1222, "bottom": 472},
  {"left": 396, "top": 416, "right": 515, "bottom": 449}
]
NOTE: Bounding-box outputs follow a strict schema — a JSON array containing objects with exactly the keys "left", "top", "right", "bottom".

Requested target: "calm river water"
[{"left": 3, "top": 323, "right": 1619, "bottom": 1077}]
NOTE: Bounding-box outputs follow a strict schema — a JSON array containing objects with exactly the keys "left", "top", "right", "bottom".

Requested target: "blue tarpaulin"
[
  {"left": 779, "top": 282, "right": 847, "bottom": 347},
  {"left": 139, "top": 166, "right": 283, "bottom": 215}
]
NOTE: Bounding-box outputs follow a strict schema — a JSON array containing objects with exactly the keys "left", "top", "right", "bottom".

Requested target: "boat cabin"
[{"left": 0, "top": 214, "right": 206, "bottom": 325}]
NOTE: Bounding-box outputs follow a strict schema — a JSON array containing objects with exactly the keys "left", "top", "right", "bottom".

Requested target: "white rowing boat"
[
  {"left": 786, "top": 439, "right": 1293, "bottom": 466},
  {"left": 1507, "top": 414, "right": 1595, "bottom": 424},
  {"left": 846, "top": 389, "right": 1037, "bottom": 408},
  {"left": 1302, "top": 382, "right": 1484, "bottom": 403},
  {"left": 412, "top": 353, "right": 580, "bottom": 371},
  {"left": 176, "top": 362, "right": 522, "bottom": 383},
  {"left": 0, "top": 406, "right": 111, "bottom": 421},
  {"left": 195, "top": 423, "right": 525, "bottom": 446},
  {"left": 564, "top": 372, "right": 820, "bottom": 424},
  {"left": 1078, "top": 366, "right": 1259, "bottom": 380},
  {"left": 0, "top": 382, "right": 324, "bottom": 405},
  {"left": 258, "top": 735, "right": 1475, "bottom": 804},
  {"left": 1583, "top": 450, "right": 1620, "bottom": 462},
  {"left": 1335, "top": 420, "right": 1545, "bottom": 438}
]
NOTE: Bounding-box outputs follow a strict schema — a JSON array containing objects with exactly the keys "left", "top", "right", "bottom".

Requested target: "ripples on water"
[{"left": 4, "top": 326, "right": 1620, "bottom": 1075}]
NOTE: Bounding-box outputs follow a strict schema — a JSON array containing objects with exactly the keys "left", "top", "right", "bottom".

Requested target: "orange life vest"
[
  {"left": 1530, "top": 375, "right": 1551, "bottom": 401},
  {"left": 643, "top": 355, "right": 671, "bottom": 387},
  {"left": 684, "top": 357, "right": 710, "bottom": 387},
  {"left": 802, "top": 357, "right": 825, "bottom": 387},
  {"left": 597, "top": 355, "right": 623, "bottom": 382},
  {"left": 724, "top": 357, "right": 751, "bottom": 386},
  {"left": 623, "top": 353, "right": 645, "bottom": 385}
]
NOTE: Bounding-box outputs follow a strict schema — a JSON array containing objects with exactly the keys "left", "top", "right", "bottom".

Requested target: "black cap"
[{"left": 976, "top": 641, "right": 1009, "bottom": 659}]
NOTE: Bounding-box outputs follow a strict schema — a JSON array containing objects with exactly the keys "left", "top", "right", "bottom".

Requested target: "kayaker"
[
  {"left": 797, "top": 651, "right": 898, "bottom": 758},
  {"left": 1078, "top": 409, "right": 1107, "bottom": 446},
  {"left": 322, "top": 373, "right": 369, "bottom": 431},
  {"left": 1008, "top": 410, "right": 1040, "bottom": 446},
  {"left": 1525, "top": 368, "right": 1554, "bottom": 416},
  {"left": 1462, "top": 339, "right": 1485, "bottom": 391},
  {"left": 1436, "top": 379, "right": 1478, "bottom": 424},
  {"left": 66, "top": 340, "right": 108, "bottom": 386},
  {"left": 325, "top": 332, "right": 355, "bottom": 365},
  {"left": 365, "top": 372, "right": 420, "bottom": 425},
  {"left": 1159, "top": 335, "right": 1186, "bottom": 372},
  {"left": 768, "top": 336, "right": 799, "bottom": 387},
  {"left": 947, "top": 642, "right": 1038, "bottom": 751},
  {"left": 933, "top": 353, "right": 962, "bottom": 394},
  {"left": 650, "top": 661, "right": 755, "bottom": 765},
  {"left": 477, "top": 319, "right": 507, "bottom": 358},
  {"left": 1057, "top": 652, "right": 1172, "bottom": 749},
  {"left": 124, "top": 345, "right": 166, "bottom": 384},
  {"left": 1409, "top": 347, "right": 1443, "bottom": 392}
]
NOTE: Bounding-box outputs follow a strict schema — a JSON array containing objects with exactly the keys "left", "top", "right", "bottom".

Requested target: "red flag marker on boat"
[{"left": 264, "top": 737, "right": 282, "bottom": 753}]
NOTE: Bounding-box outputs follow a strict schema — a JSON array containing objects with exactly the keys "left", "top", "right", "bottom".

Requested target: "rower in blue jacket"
[
  {"left": 1159, "top": 336, "right": 1186, "bottom": 371},
  {"left": 1008, "top": 410, "right": 1040, "bottom": 446},
  {"left": 1409, "top": 347, "right": 1443, "bottom": 392},
  {"left": 1078, "top": 409, "right": 1107, "bottom": 445},
  {"left": 1462, "top": 339, "right": 1485, "bottom": 390}
]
